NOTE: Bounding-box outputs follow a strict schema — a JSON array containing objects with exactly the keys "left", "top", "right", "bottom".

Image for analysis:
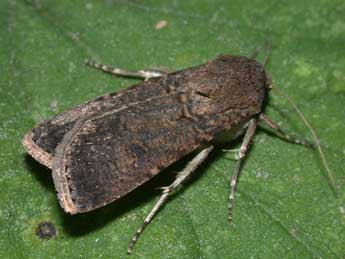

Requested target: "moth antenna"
[
  {"left": 273, "top": 86, "right": 339, "bottom": 196},
  {"left": 250, "top": 40, "right": 271, "bottom": 67},
  {"left": 262, "top": 40, "right": 272, "bottom": 67},
  {"left": 250, "top": 46, "right": 262, "bottom": 60}
]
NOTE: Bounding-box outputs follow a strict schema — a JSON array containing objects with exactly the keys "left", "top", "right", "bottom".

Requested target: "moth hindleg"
[
  {"left": 127, "top": 146, "right": 214, "bottom": 254},
  {"left": 259, "top": 114, "right": 314, "bottom": 148},
  {"left": 228, "top": 118, "right": 258, "bottom": 221},
  {"left": 84, "top": 59, "right": 165, "bottom": 80}
]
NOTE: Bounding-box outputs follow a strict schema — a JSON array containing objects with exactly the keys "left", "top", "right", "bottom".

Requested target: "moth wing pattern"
[
  {"left": 22, "top": 76, "right": 175, "bottom": 168},
  {"left": 52, "top": 55, "right": 267, "bottom": 213}
]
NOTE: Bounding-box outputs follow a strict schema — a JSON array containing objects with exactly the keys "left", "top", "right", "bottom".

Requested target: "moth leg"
[
  {"left": 228, "top": 119, "right": 257, "bottom": 221},
  {"left": 127, "top": 146, "right": 214, "bottom": 254},
  {"left": 259, "top": 114, "right": 314, "bottom": 149},
  {"left": 84, "top": 59, "right": 165, "bottom": 80}
]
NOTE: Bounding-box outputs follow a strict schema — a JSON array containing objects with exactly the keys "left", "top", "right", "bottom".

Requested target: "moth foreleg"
[
  {"left": 259, "top": 114, "right": 314, "bottom": 149},
  {"left": 228, "top": 118, "right": 258, "bottom": 221},
  {"left": 127, "top": 146, "right": 214, "bottom": 254},
  {"left": 84, "top": 59, "right": 165, "bottom": 80}
]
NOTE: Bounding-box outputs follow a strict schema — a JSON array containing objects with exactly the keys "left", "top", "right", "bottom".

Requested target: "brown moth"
[{"left": 23, "top": 52, "right": 333, "bottom": 253}]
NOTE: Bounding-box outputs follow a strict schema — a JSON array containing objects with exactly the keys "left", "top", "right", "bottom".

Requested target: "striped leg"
[
  {"left": 228, "top": 119, "right": 258, "bottom": 221},
  {"left": 85, "top": 59, "right": 164, "bottom": 80},
  {"left": 127, "top": 146, "right": 214, "bottom": 254},
  {"left": 259, "top": 114, "right": 314, "bottom": 149}
]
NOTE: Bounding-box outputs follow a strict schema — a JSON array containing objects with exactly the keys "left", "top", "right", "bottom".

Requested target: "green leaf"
[{"left": 1, "top": 0, "right": 344, "bottom": 258}]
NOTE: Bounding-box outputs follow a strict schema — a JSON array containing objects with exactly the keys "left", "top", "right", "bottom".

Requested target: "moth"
[{"left": 22, "top": 46, "right": 335, "bottom": 253}]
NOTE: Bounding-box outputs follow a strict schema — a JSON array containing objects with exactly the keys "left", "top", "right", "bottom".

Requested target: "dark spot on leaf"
[{"left": 36, "top": 222, "right": 57, "bottom": 240}]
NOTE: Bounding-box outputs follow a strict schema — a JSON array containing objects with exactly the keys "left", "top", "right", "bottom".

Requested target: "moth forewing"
[{"left": 48, "top": 55, "right": 267, "bottom": 213}]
